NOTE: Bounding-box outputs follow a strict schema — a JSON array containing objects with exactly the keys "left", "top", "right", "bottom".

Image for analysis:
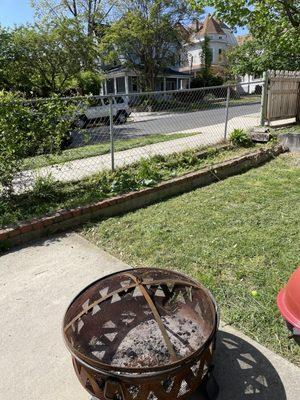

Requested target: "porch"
[{"left": 101, "top": 66, "right": 191, "bottom": 95}]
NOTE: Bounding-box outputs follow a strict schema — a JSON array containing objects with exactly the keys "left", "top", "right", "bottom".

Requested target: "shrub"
[
  {"left": 77, "top": 71, "right": 103, "bottom": 95},
  {"left": 0, "top": 91, "right": 76, "bottom": 196},
  {"left": 191, "top": 72, "right": 224, "bottom": 88},
  {"left": 229, "top": 128, "right": 253, "bottom": 147}
]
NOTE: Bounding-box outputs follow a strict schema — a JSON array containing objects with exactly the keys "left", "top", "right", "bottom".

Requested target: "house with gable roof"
[{"left": 176, "top": 14, "right": 238, "bottom": 75}]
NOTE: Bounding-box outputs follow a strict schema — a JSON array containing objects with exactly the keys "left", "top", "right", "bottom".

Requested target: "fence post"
[
  {"left": 260, "top": 71, "right": 268, "bottom": 126},
  {"left": 109, "top": 97, "right": 115, "bottom": 171},
  {"left": 224, "top": 84, "right": 230, "bottom": 140}
]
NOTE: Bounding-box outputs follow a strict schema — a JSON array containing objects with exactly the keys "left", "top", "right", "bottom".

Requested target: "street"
[{"left": 71, "top": 103, "right": 261, "bottom": 146}]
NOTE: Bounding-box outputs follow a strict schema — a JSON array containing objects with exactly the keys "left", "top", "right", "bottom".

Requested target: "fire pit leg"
[
  {"left": 191, "top": 366, "right": 219, "bottom": 400},
  {"left": 201, "top": 367, "right": 219, "bottom": 400}
]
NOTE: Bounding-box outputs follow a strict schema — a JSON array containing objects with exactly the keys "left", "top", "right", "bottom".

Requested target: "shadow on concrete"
[
  {"left": 193, "top": 330, "right": 287, "bottom": 399},
  {"left": 0, "top": 232, "right": 70, "bottom": 256}
]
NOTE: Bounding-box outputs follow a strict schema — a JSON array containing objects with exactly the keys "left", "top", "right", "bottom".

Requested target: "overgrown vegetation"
[
  {"left": 0, "top": 144, "right": 266, "bottom": 228},
  {"left": 82, "top": 153, "right": 300, "bottom": 366},
  {"left": 0, "top": 91, "right": 77, "bottom": 196}
]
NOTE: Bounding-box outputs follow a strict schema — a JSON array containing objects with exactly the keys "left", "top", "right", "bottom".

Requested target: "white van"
[{"left": 76, "top": 96, "right": 131, "bottom": 128}]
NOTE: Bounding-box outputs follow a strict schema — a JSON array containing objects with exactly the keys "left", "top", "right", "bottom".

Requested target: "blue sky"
[
  {"left": 0, "top": 1, "right": 248, "bottom": 34},
  {"left": 0, "top": 0, "right": 35, "bottom": 27}
]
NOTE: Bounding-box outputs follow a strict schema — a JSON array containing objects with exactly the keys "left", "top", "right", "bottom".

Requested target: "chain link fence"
[{"left": 1, "top": 81, "right": 263, "bottom": 194}]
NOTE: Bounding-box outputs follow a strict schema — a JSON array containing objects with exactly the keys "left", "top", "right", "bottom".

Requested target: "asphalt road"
[{"left": 71, "top": 102, "right": 261, "bottom": 147}]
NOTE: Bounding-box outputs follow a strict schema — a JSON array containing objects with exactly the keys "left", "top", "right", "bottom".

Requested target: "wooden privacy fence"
[{"left": 262, "top": 70, "right": 300, "bottom": 125}]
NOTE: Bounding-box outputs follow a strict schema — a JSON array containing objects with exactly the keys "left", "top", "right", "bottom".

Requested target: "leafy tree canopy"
[
  {"left": 191, "top": 1, "right": 300, "bottom": 73},
  {"left": 0, "top": 20, "right": 100, "bottom": 96},
  {"left": 100, "top": 0, "right": 198, "bottom": 91}
]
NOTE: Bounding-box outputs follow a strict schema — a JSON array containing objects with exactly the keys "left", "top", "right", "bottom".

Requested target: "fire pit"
[{"left": 63, "top": 268, "right": 218, "bottom": 400}]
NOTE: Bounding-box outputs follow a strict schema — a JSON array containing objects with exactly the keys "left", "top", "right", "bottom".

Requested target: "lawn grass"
[
  {"left": 271, "top": 123, "right": 300, "bottom": 136},
  {"left": 82, "top": 153, "right": 300, "bottom": 366},
  {"left": 229, "top": 95, "right": 261, "bottom": 106},
  {"left": 21, "top": 132, "right": 199, "bottom": 170},
  {"left": 0, "top": 144, "right": 268, "bottom": 228}
]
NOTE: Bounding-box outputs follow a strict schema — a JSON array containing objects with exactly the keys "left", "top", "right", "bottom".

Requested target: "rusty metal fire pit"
[{"left": 63, "top": 268, "right": 218, "bottom": 400}]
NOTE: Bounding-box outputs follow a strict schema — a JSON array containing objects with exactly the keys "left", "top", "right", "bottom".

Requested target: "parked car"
[{"left": 75, "top": 96, "right": 131, "bottom": 128}]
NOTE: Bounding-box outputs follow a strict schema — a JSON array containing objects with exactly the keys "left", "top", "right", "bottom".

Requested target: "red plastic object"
[{"left": 277, "top": 267, "right": 300, "bottom": 330}]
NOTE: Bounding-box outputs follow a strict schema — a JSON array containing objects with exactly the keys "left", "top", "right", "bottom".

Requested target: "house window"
[
  {"left": 116, "top": 77, "right": 125, "bottom": 93},
  {"left": 219, "top": 36, "right": 222, "bottom": 39},
  {"left": 107, "top": 79, "right": 114, "bottom": 94},
  {"left": 218, "top": 49, "right": 222, "bottom": 54},
  {"left": 130, "top": 76, "right": 139, "bottom": 92},
  {"left": 166, "top": 79, "right": 177, "bottom": 91}
]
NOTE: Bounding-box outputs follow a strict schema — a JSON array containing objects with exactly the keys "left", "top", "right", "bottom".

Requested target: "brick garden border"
[{"left": 0, "top": 145, "right": 286, "bottom": 249}]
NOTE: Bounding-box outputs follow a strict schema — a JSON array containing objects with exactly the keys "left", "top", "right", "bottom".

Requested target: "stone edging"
[{"left": 0, "top": 145, "right": 286, "bottom": 249}]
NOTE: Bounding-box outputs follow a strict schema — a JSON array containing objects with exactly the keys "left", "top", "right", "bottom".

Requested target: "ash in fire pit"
[{"left": 111, "top": 316, "right": 205, "bottom": 368}]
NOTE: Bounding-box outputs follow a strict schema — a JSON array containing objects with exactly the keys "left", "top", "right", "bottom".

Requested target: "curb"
[{"left": 0, "top": 145, "right": 285, "bottom": 250}]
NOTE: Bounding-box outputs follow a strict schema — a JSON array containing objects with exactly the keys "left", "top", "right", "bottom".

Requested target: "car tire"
[
  {"left": 61, "top": 133, "right": 73, "bottom": 150},
  {"left": 103, "top": 117, "right": 110, "bottom": 126},
  {"left": 114, "top": 111, "right": 128, "bottom": 125},
  {"left": 77, "top": 115, "right": 89, "bottom": 129}
]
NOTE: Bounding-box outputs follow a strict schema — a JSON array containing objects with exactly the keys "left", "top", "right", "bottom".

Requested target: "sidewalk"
[
  {"left": 13, "top": 113, "right": 260, "bottom": 192},
  {"left": 1, "top": 232, "right": 299, "bottom": 400}
]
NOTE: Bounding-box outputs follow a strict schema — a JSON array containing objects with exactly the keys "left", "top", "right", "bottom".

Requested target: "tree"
[
  {"left": 0, "top": 20, "right": 99, "bottom": 96},
  {"left": 100, "top": 0, "right": 196, "bottom": 91},
  {"left": 227, "top": 36, "right": 300, "bottom": 75},
  {"left": 191, "top": 1, "right": 300, "bottom": 73},
  {"left": 201, "top": 35, "right": 212, "bottom": 78},
  {"left": 0, "top": 28, "right": 14, "bottom": 90},
  {"left": 31, "top": 0, "right": 113, "bottom": 37}
]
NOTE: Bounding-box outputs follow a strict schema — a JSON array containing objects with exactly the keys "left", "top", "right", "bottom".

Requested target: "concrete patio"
[{"left": 1, "top": 232, "right": 299, "bottom": 400}]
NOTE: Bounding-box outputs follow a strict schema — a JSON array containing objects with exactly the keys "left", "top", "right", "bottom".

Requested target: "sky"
[
  {"left": 0, "top": 0, "right": 35, "bottom": 27},
  {"left": 0, "top": 1, "right": 248, "bottom": 35}
]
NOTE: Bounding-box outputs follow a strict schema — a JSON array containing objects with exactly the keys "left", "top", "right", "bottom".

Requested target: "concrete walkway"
[
  {"left": 14, "top": 113, "right": 260, "bottom": 192},
  {"left": 1, "top": 233, "right": 299, "bottom": 400}
]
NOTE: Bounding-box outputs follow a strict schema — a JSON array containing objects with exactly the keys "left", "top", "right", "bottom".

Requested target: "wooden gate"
[{"left": 265, "top": 70, "right": 300, "bottom": 124}]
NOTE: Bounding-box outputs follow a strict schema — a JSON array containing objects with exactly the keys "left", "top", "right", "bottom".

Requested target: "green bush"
[
  {"left": 191, "top": 72, "right": 224, "bottom": 88},
  {"left": 229, "top": 128, "right": 253, "bottom": 147},
  {"left": 77, "top": 71, "right": 103, "bottom": 95},
  {"left": 0, "top": 91, "right": 77, "bottom": 196}
]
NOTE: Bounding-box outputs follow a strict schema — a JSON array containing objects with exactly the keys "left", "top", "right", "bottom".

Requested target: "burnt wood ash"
[{"left": 110, "top": 315, "right": 206, "bottom": 368}]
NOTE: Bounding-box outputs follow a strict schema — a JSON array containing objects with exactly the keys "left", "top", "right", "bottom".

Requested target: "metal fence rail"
[{"left": 1, "top": 81, "right": 264, "bottom": 194}]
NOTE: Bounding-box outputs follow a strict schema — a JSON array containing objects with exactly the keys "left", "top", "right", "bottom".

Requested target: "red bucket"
[{"left": 277, "top": 267, "right": 300, "bottom": 341}]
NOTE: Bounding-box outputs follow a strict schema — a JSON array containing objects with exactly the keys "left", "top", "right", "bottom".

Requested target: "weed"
[
  {"left": 0, "top": 143, "right": 270, "bottom": 228},
  {"left": 230, "top": 128, "right": 253, "bottom": 147},
  {"left": 32, "top": 174, "right": 60, "bottom": 201}
]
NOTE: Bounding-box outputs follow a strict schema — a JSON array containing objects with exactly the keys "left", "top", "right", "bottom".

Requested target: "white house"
[
  {"left": 176, "top": 14, "right": 238, "bottom": 75},
  {"left": 237, "top": 73, "right": 263, "bottom": 94}
]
